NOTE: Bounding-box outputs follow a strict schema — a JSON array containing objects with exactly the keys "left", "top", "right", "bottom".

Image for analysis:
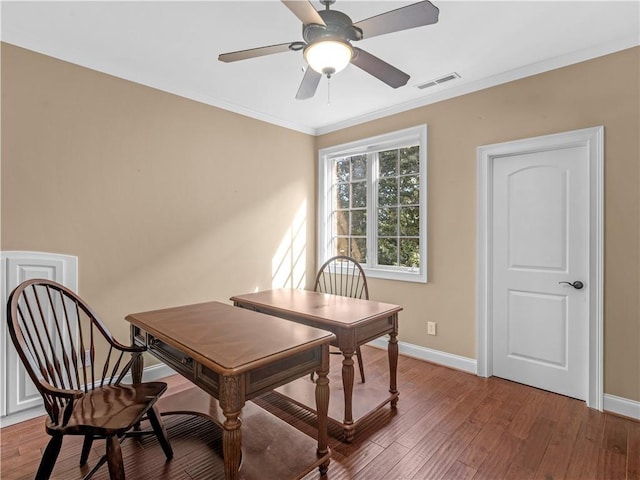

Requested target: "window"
[{"left": 318, "top": 125, "right": 427, "bottom": 283}]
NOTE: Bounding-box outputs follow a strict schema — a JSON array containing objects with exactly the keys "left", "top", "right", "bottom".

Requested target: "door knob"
[{"left": 559, "top": 280, "right": 584, "bottom": 290}]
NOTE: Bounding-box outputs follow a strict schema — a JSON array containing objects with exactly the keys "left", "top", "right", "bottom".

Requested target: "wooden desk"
[
  {"left": 126, "top": 301, "right": 335, "bottom": 480},
  {"left": 230, "top": 289, "right": 402, "bottom": 442}
]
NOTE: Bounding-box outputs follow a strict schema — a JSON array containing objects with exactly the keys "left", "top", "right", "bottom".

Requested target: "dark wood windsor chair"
[
  {"left": 6, "top": 278, "right": 173, "bottom": 480},
  {"left": 314, "top": 255, "right": 369, "bottom": 383}
]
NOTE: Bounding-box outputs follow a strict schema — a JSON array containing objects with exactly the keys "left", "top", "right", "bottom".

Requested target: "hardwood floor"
[{"left": 1, "top": 346, "right": 638, "bottom": 480}]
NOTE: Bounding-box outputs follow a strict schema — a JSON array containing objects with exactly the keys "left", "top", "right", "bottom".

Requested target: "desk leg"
[
  {"left": 315, "top": 344, "right": 330, "bottom": 475},
  {"left": 389, "top": 315, "right": 399, "bottom": 408},
  {"left": 341, "top": 349, "right": 355, "bottom": 442},
  {"left": 220, "top": 376, "right": 244, "bottom": 480}
]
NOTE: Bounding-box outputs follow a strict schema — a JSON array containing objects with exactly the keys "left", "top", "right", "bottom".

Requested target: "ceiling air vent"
[{"left": 416, "top": 72, "right": 460, "bottom": 90}]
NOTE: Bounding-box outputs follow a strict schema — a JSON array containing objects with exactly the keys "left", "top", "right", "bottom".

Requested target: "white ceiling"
[{"left": 2, "top": 1, "right": 639, "bottom": 135}]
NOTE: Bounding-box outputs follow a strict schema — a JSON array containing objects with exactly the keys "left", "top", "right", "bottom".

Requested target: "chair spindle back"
[
  {"left": 314, "top": 255, "right": 369, "bottom": 300},
  {"left": 7, "top": 279, "right": 140, "bottom": 425}
]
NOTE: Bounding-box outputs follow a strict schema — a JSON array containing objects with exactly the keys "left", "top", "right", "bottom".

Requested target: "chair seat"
[{"left": 46, "top": 382, "right": 168, "bottom": 436}]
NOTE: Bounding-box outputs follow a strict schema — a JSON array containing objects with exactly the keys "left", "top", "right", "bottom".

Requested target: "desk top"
[
  {"left": 230, "top": 289, "right": 402, "bottom": 328},
  {"left": 125, "top": 301, "right": 334, "bottom": 375}
]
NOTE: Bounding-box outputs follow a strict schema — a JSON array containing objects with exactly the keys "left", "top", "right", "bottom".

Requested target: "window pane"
[
  {"left": 335, "top": 210, "right": 348, "bottom": 236},
  {"left": 378, "top": 177, "right": 398, "bottom": 206},
  {"left": 336, "top": 159, "right": 350, "bottom": 182},
  {"left": 378, "top": 238, "right": 398, "bottom": 266},
  {"left": 352, "top": 181, "right": 367, "bottom": 208},
  {"left": 336, "top": 183, "right": 349, "bottom": 209},
  {"left": 351, "top": 238, "right": 366, "bottom": 262},
  {"left": 399, "top": 206, "right": 419, "bottom": 236},
  {"left": 400, "top": 175, "right": 419, "bottom": 205},
  {"left": 351, "top": 155, "right": 367, "bottom": 180},
  {"left": 351, "top": 210, "right": 367, "bottom": 236},
  {"left": 379, "top": 150, "right": 397, "bottom": 177},
  {"left": 378, "top": 207, "right": 397, "bottom": 236},
  {"left": 336, "top": 237, "right": 349, "bottom": 257},
  {"left": 399, "top": 238, "right": 420, "bottom": 267},
  {"left": 331, "top": 157, "right": 368, "bottom": 266},
  {"left": 400, "top": 146, "right": 419, "bottom": 175}
]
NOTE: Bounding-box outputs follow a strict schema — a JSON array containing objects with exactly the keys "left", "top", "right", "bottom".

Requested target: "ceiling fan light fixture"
[{"left": 304, "top": 40, "right": 353, "bottom": 76}]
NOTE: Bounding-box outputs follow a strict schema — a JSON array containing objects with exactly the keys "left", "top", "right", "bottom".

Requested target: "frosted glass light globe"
[{"left": 304, "top": 40, "right": 353, "bottom": 76}]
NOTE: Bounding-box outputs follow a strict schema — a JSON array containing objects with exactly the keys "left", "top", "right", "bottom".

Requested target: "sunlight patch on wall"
[{"left": 272, "top": 201, "right": 307, "bottom": 289}]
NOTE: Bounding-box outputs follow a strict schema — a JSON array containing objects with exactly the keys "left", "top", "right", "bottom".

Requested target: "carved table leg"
[
  {"left": 388, "top": 318, "right": 399, "bottom": 408},
  {"left": 220, "top": 375, "right": 245, "bottom": 480},
  {"left": 341, "top": 348, "right": 355, "bottom": 442},
  {"left": 315, "top": 344, "right": 331, "bottom": 475}
]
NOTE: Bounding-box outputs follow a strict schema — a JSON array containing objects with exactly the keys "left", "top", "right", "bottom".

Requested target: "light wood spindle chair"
[
  {"left": 314, "top": 255, "right": 369, "bottom": 383},
  {"left": 6, "top": 278, "right": 173, "bottom": 480}
]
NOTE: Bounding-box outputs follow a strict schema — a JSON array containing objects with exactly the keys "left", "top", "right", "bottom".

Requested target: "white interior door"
[
  {"left": 1, "top": 252, "right": 77, "bottom": 419},
  {"left": 477, "top": 126, "right": 604, "bottom": 409},
  {"left": 492, "top": 147, "right": 589, "bottom": 400}
]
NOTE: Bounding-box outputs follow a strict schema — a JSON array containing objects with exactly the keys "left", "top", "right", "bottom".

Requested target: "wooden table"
[
  {"left": 230, "top": 289, "right": 402, "bottom": 442},
  {"left": 126, "top": 301, "right": 335, "bottom": 480}
]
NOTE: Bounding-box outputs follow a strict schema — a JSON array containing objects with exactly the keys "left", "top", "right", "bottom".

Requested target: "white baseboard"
[
  {"left": 604, "top": 393, "right": 640, "bottom": 420},
  {"left": 0, "top": 405, "right": 46, "bottom": 428},
  {"left": 367, "top": 338, "right": 477, "bottom": 374},
  {"left": 368, "top": 339, "right": 640, "bottom": 421},
  {"left": 121, "top": 362, "right": 178, "bottom": 384}
]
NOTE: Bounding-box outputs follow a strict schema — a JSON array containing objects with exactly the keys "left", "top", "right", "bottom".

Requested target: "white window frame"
[{"left": 318, "top": 125, "right": 428, "bottom": 283}]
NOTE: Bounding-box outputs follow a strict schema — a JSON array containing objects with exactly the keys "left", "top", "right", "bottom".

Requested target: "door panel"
[
  {"left": 492, "top": 146, "right": 588, "bottom": 400},
  {"left": 507, "top": 290, "right": 567, "bottom": 367},
  {"left": 507, "top": 165, "right": 567, "bottom": 271}
]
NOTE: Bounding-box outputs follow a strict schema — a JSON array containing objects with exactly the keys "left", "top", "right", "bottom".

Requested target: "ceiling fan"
[{"left": 218, "top": 0, "right": 439, "bottom": 100}]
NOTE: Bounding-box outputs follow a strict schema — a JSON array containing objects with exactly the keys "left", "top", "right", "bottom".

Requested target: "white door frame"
[{"left": 476, "top": 126, "right": 604, "bottom": 410}]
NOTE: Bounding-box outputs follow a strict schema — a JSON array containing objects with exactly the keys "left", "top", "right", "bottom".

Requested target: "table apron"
[
  {"left": 233, "top": 303, "right": 397, "bottom": 351},
  {"left": 133, "top": 327, "right": 325, "bottom": 401}
]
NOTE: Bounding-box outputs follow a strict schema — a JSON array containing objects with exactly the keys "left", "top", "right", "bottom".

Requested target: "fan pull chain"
[{"left": 327, "top": 73, "right": 331, "bottom": 105}]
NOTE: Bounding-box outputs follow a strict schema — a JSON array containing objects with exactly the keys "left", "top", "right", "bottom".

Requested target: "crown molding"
[{"left": 313, "top": 35, "right": 640, "bottom": 136}]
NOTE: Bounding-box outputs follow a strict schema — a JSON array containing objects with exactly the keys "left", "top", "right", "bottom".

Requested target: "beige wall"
[
  {"left": 2, "top": 43, "right": 639, "bottom": 402},
  {"left": 1, "top": 43, "right": 317, "bottom": 350},
  {"left": 317, "top": 47, "right": 640, "bottom": 402}
]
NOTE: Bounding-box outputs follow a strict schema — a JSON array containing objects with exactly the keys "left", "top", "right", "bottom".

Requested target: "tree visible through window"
[
  {"left": 333, "top": 154, "right": 367, "bottom": 262},
  {"left": 319, "top": 126, "right": 427, "bottom": 283},
  {"left": 377, "top": 146, "right": 420, "bottom": 267}
]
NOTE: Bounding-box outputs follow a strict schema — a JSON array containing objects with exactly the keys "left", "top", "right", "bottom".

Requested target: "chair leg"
[
  {"left": 105, "top": 435, "right": 125, "bottom": 480},
  {"left": 147, "top": 405, "right": 174, "bottom": 460},
  {"left": 356, "top": 345, "right": 365, "bottom": 383},
  {"left": 80, "top": 434, "right": 94, "bottom": 465},
  {"left": 35, "top": 435, "right": 63, "bottom": 480}
]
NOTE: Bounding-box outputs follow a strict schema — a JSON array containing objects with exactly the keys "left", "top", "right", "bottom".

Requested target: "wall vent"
[{"left": 416, "top": 72, "right": 460, "bottom": 90}]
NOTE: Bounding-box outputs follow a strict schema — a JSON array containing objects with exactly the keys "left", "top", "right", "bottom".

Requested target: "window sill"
[{"left": 363, "top": 267, "right": 427, "bottom": 284}]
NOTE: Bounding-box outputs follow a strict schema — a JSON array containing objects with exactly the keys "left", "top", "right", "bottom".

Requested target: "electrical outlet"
[
  {"left": 427, "top": 321, "right": 437, "bottom": 336},
  {"left": 84, "top": 349, "right": 92, "bottom": 366}
]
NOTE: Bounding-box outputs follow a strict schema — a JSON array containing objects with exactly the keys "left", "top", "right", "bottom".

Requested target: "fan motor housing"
[{"left": 303, "top": 9, "right": 363, "bottom": 44}]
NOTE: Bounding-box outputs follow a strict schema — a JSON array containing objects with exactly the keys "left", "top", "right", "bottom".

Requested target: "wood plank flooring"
[{"left": 1, "top": 346, "right": 638, "bottom": 480}]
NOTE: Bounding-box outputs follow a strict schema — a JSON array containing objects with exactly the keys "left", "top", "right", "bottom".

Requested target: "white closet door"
[{"left": 1, "top": 252, "right": 77, "bottom": 418}]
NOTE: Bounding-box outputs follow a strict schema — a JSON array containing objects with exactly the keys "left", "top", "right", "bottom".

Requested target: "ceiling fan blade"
[
  {"left": 218, "top": 42, "right": 294, "bottom": 63},
  {"left": 353, "top": 1, "right": 439, "bottom": 39},
  {"left": 351, "top": 48, "right": 410, "bottom": 88},
  {"left": 296, "top": 67, "right": 322, "bottom": 100},
  {"left": 281, "top": 0, "right": 326, "bottom": 26}
]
